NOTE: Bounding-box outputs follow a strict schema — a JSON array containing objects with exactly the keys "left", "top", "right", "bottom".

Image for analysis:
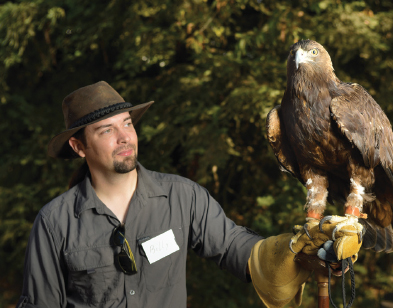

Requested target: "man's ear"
[{"left": 69, "top": 137, "right": 86, "bottom": 158}]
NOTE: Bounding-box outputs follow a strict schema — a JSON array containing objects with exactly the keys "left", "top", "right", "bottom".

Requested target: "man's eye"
[
  {"left": 102, "top": 129, "right": 111, "bottom": 134},
  {"left": 125, "top": 122, "right": 133, "bottom": 127}
]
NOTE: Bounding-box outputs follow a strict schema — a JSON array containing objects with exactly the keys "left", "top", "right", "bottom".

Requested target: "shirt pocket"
[
  {"left": 138, "top": 227, "right": 184, "bottom": 292},
  {"left": 65, "top": 245, "right": 121, "bottom": 305}
]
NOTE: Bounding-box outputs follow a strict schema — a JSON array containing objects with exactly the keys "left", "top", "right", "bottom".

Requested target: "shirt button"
[{"left": 130, "top": 290, "right": 135, "bottom": 295}]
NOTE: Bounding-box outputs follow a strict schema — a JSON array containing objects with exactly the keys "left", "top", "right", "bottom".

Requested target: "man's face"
[{"left": 71, "top": 112, "right": 138, "bottom": 174}]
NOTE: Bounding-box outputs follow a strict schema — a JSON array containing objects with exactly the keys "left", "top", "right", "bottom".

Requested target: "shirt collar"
[
  {"left": 74, "top": 162, "right": 167, "bottom": 217},
  {"left": 74, "top": 174, "right": 104, "bottom": 218},
  {"left": 136, "top": 162, "right": 168, "bottom": 199}
]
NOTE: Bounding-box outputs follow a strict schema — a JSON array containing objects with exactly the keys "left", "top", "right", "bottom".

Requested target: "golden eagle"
[{"left": 267, "top": 39, "right": 393, "bottom": 253}]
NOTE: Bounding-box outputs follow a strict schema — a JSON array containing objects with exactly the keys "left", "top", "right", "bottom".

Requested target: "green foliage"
[{"left": 1, "top": 0, "right": 393, "bottom": 306}]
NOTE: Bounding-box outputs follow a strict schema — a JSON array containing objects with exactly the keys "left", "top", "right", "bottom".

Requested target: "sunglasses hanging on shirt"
[{"left": 112, "top": 223, "right": 137, "bottom": 275}]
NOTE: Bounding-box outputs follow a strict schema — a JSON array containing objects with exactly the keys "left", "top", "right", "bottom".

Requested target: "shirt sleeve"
[
  {"left": 16, "top": 212, "right": 67, "bottom": 308},
  {"left": 189, "top": 183, "right": 263, "bottom": 282}
]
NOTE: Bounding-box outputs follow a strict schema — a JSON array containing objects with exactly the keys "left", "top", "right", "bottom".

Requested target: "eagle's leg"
[
  {"left": 304, "top": 172, "right": 329, "bottom": 220},
  {"left": 289, "top": 167, "right": 329, "bottom": 249},
  {"left": 326, "top": 178, "right": 369, "bottom": 242},
  {"left": 322, "top": 161, "right": 374, "bottom": 242}
]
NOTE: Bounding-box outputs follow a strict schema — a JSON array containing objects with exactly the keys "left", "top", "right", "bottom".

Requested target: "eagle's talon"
[
  {"left": 304, "top": 223, "right": 312, "bottom": 239},
  {"left": 332, "top": 225, "right": 339, "bottom": 241},
  {"left": 289, "top": 239, "right": 297, "bottom": 254},
  {"left": 319, "top": 215, "right": 333, "bottom": 232}
]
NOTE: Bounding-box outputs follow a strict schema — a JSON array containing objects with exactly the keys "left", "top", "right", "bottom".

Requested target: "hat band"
[{"left": 69, "top": 102, "right": 133, "bottom": 129}]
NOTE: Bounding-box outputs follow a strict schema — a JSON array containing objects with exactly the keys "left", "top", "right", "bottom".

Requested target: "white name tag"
[{"left": 141, "top": 229, "right": 180, "bottom": 264}]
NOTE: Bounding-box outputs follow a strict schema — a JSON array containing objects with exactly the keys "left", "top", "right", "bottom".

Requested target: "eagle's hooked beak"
[{"left": 295, "top": 48, "right": 307, "bottom": 69}]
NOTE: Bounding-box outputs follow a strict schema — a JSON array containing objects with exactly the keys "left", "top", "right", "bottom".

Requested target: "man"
[{"left": 17, "top": 81, "right": 361, "bottom": 308}]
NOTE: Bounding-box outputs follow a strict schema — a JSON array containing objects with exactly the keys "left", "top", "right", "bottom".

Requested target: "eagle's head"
[
  {"left": 288, "top": 40, "right": 334, "bottom": 73},
  {"left": 286, "top": 40, "right": 338, "bottom": 93}
]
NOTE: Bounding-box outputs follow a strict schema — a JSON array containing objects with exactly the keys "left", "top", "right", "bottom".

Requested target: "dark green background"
[{"left": 1, "top": 0, "right": 393, "bottom": 307}]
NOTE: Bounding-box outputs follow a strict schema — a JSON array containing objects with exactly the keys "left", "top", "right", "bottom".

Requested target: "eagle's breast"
[{"left": 281, "top": 77, "right": 352, "bottom": 170}]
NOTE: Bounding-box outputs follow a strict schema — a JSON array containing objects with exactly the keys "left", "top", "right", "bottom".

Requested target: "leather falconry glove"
[{"left": 248, "top": 221, "right": 362, "bottom": 308}]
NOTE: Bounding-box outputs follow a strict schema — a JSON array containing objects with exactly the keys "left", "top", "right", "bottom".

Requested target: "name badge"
[{"left": 141, "top": 229, "right": 180, "bottom": 264}]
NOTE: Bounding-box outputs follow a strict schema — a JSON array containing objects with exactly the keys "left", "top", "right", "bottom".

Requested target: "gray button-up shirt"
[{"left": 17, "top": 163, "right": 262, "bottom": 308}]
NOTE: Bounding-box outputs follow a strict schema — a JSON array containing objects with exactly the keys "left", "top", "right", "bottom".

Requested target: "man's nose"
[{"left": 117, "top": 127, "right": 131, "bottom": 143}]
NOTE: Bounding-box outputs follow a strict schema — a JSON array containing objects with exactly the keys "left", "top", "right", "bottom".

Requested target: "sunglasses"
[{"left": 112, "top": 224, "right": 137, "bottom": 275}]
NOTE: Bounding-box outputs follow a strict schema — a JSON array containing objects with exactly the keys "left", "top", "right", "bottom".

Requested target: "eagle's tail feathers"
[
  {"left": 360, "top": 218, "right": 379, "bottom": 250},
  {"left": 359, "top": 218, "right": 393, "bottom": 253},
  {"left": 376, "top": 227, "right": 387, "bottom": 252}
]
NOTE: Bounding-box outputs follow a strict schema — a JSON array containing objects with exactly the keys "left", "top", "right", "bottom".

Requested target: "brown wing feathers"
[
  {"left": 330, "top": 84, "right": 384, "bottom": 168},
  {"left": 266, "top": 105, "right": 303, "bottom": 183}
]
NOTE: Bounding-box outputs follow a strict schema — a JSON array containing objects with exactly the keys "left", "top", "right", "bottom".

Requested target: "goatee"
[
  {"left": 113, "top": 156, "right": 137, "bottom": 173},
  {"left": 113, "top": 145, "right": 138, "bottom": 173}
]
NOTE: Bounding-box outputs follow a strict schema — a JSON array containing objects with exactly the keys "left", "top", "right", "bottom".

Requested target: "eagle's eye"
[
  {"left": 290, "top": 50, "right": 295, "bottom": 56},
  {"left": 310, "top": 48, "right": 319, "bottom": 56}
]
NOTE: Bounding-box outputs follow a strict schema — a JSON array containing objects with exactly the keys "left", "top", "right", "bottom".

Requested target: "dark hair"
[
  {"left": 68, "top": 127, "right": 89, "bottom": 189},
  {"left": 72, "top": 127, "right": 87, "bottom": 146},
  {"left": 68, "top": 161, "right": 89, "bottom": 189}
]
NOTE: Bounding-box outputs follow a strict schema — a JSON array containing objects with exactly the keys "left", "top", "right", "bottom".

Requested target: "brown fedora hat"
[{"left": 48, "top": 81, "right": 154, "bottom": 159}]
